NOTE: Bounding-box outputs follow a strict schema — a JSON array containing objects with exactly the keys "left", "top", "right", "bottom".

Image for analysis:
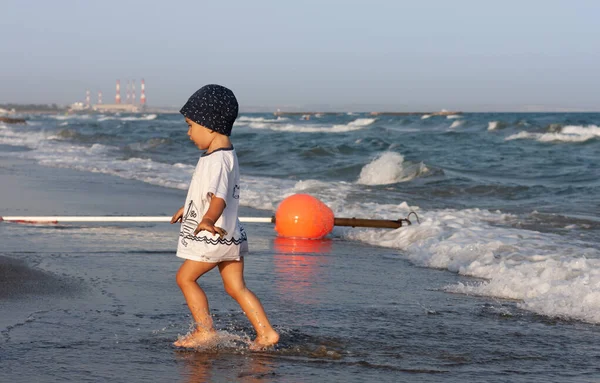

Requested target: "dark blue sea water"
[{"left": 1, "top": 112, "right": 600, "bottom": 381}]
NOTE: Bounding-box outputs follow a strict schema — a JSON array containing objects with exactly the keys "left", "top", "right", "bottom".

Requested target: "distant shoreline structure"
[
  {"left": 2, "top": 104, "right": 598, "bottom": 115},
  {"left": 0, "top": 116, "right": 26, "bottom": 124},
  {"left": 91, "top": 104, "right": 141, "bottom": 113}
]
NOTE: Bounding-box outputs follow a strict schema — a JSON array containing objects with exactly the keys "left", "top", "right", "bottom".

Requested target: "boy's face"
[{"left": 186, "top": 118, "right": 213, "bottom": 150}]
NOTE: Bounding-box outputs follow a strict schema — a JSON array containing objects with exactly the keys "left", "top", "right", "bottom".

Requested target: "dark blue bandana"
[{"left": 180, "top": 84, "right": 239, "bottom": 136}]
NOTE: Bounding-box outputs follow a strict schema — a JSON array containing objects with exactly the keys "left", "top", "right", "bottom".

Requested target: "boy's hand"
[
  {"left": 194, "top": 218, "right": 227, "bottom": 238},
  {"left": 170, "top": 206, "right": 184, "bottom": 224}
]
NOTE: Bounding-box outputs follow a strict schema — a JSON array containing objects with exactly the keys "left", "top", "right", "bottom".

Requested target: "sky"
[{"left": 1, "top": 0, "right": 599, "bottom": 111}]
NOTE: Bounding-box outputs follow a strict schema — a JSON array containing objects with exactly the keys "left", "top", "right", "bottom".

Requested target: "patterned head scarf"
[{"left": 180, "top": 84, "right": 239, "bottom": 136}]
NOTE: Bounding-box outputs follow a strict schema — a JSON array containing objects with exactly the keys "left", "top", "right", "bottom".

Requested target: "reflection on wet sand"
[
  {"left": 176, "top": 350, "right": 275, "bottom": 382},
  {"left": 272, "top": 238, "right": 332, "bottom": 305}
]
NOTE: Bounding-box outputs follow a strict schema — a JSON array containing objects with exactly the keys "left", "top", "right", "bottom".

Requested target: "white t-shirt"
[{"left": 176, "top": 148, "right": 248, "bottom": 262}]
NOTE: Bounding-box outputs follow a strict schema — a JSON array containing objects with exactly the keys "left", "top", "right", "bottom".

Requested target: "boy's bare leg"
[
  {"left": 218, "top": 259, "right": 279, "bottom": 350},
  {"left": 174, "top": 259, "right": 219, "bottom": 347}
]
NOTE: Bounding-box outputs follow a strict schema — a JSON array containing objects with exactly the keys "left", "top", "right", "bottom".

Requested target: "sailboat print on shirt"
[{"left": 180, "top": 200, "right": 199, "bottom": 247}]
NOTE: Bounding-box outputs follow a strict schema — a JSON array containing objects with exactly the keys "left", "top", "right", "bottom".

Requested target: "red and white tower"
[
  {"left": 85, "top": 90, "right": 90, "bottom": 108},
  {"left": 131, "top": 80, "right": 136, "bottom": 105},
  {"left": 140, "top": 79, "right": 146, "bottom": 106},
  {"left": 98, "top": 91, "right": 103, "bottom": 105},
  {"left": 115, "top": 80, "right": 121, "bottom": 104},
  {"left": 125, "top": 81, "right": 131, "bottom": 104}
]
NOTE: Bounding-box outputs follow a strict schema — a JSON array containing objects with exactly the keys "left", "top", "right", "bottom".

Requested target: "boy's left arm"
[{"left": 194, "top": 194, "right": 227, "bottom": 237}]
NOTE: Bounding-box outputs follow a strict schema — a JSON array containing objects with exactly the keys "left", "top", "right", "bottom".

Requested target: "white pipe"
[{"left": 0, "top": 216, "right": 273, "bottom": 224}]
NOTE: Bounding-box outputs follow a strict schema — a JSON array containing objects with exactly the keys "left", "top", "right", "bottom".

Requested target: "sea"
[{"left": 1, "top": 112, "right": 600, "bottom": 382}]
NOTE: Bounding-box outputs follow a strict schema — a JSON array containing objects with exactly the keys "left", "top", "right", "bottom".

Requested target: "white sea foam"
[
  {"left": 240, "top": 177, "right": 356, "bottom": 215},
  {"left": 97, "top": 114, "right": 157, "bottom": 122},
  {"left": 506, "top": 125, "right": 600, "bottom": 143},
  {"left": 449, "top": 120, "right": 463, "bottom": 129},
  {"left": 342, "top": 206, "right": 600, "bottom": 324},
  {"left": 339, "top": 118, "right": 374, "bottom": 127},
  {"left": 0, "top": 125, "right": 48, "bottom": 147},
  {"left": 236, "top": 116, "right": 288, "bottom": 123},
  {"left": 505, "top": 131, "right": 532, "bottom": 140},
  {"left": 357, "top": 152, "right": 429, "bottom": 185},
  {"left": 487, "top": 121, "right": 499, "bottom": 131},
  {"left": 0, "top": 124, "right": 192, "bottom": 190},
  {"left": 50, "top": 114, "right": 91, "bottom": 120},
  {"left": 421, "top": 114, "right": 431, "bottom": 119},
  {"left": 246, "top": 118, "right": 375, "bottom": 133},
  {"left": 446, "top": 115, "right": 461, "bottom": 119}
]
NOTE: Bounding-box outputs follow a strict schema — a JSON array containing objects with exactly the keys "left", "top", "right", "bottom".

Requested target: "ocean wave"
[
  {"left": 0, "top": 124, "right": 191, "bottom": 189},
  {"left": 246, "top": 118, "right": 375, "bottom": 133},
  {"left": 46, "top": 129, "right": 79, "bottom": 140},
  {"left": 36, "top": 149, "right": 193, "bottom": 191},
  {"left": 236, "top": 116, "right": 288, "bottom": 123},
  {"left": 46, "top": 129, "right": 117, "bottom": 144},
  {"left": 487, "top": 121, "right": 500, "bottom": 131},
  {"left": 449, "top": 120, "right": 463, "bottom": 129},
  {"left": 49, "top": 114, "right": 91, "bottom": 120},
  {"left": 98, "top": 114, "right": 157, "bottom": 122},
  {"left": 127, "top": 137, "right": 172, "bottom": 151},
  {"left": 342, "top": 205, "right": 600, "bottom": 324},
  {"left": 0, "top": 125, "right": 48, "bottom": 147},
  {"left": 357, "top": 151, "right": 429, "bottom": 185},
  {"left": 506, "top": 125, "right": 600, "bottom": 143}
]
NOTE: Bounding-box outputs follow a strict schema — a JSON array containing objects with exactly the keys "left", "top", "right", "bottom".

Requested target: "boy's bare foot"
[
  {"left": 250, "top": 330, "right": 280, "bottom": 351},
  {"left": 173, "top": 330, "right": 217, "bottom": 348}
]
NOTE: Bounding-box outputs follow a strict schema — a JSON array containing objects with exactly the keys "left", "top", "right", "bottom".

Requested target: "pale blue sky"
[{"left": 1, "top": 0, "right": 599, "bottom": 111}]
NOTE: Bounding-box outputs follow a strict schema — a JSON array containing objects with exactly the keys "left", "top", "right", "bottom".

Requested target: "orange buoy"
[{"left": 274, "top": 194, "right": 334, "bottom": 239}]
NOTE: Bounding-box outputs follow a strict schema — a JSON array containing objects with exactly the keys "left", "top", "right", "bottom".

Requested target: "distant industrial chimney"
[
  {"left": 98, "top": 91, "right": 103, "bottom": 105},
  {"left": 85, "top": 90, "right": 90, "bottom": 108},
  {"left": 140, "top": 79, "right": 146, "bottom": 105},
  {"left": 115, "top": 80, "right": 121, "bottom": 104},
  {"left": 131, "top": 80, "right": 136, "bottom": 105},
  {"left": 126, "top": 80, "right": 131, "bottom": 104}
]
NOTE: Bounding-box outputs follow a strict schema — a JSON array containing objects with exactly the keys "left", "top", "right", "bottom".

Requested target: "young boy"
[{"left": 170, "top": 84, "right": 279, "bottom": 349}]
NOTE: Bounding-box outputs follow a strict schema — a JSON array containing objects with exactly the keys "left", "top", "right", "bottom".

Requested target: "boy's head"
[{"left": 180, "top": 84, "right": 238, "bottom": 136}]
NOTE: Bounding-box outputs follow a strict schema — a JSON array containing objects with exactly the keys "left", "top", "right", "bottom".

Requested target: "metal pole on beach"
[
  {"left": 0, "top": 216, "right": 273, "bottom": 224},
  {"left": 0, "top": 215, "right": 415, "bottom": 228}
]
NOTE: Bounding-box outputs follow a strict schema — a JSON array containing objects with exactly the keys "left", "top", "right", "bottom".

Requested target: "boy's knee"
[
  {"left": 176, "top": 270, "right": 192, "bottom": 288},
  {"left": 223, "top": 282, "right": 245, "bottom": 299}
]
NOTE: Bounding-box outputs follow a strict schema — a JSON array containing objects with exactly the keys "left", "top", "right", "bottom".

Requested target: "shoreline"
[{"left": 0, "top": 153, "right": 268, "bottom": 219}]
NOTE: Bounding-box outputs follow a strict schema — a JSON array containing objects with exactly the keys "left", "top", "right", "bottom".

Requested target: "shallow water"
[{"left": 3, "top": 217, "right": 600, "bottom": 382}]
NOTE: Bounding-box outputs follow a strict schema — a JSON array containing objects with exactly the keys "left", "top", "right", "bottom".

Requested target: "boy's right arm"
[{"left": 170, "top": 206, "right": 184, "bottom": 224}]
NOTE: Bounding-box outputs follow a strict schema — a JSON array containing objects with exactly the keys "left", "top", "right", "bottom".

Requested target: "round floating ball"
[{"left": 275, "top": 194, "right": 334, "bottom": 239}]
